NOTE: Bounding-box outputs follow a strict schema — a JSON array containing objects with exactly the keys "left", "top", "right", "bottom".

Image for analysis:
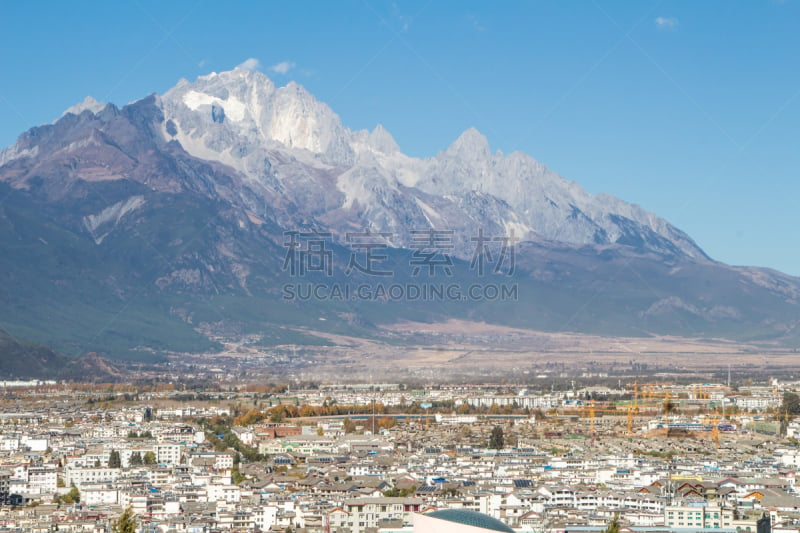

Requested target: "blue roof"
[{"left": 426, "top": 510, "right": 514, "bottom": 532}]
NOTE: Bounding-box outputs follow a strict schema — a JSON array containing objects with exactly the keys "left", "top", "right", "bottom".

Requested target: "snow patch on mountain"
[
  {"left": 83, "top": 195, "right": 145, "bottom": 244},
  {"left": 182, "top": 90, "right": 247, "bottom": 122},
  {"left": 0, "top": 144, "right": 38, "bottom": 166},
  {"left": 415, "top": 197, "right": 443, "bottom": 225}
]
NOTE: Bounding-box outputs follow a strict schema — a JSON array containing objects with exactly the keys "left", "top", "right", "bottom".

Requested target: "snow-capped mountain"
[
  {"left": 0, "top": 66, "right": 704, "bottom": 260},
  {"left": 5, "top": 66, "right": 799, "bottom": 359},
  {"left": 156, "top": 67, "right": 706, "bottom": 259}
]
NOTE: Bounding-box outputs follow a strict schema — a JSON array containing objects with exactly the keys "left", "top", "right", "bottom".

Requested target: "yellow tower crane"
[
  {"left": 711, "top": 417, "right": 720, "bottom": 448},
  {"left": 584, "top": 401, "right": 635, "bottom": 437}
]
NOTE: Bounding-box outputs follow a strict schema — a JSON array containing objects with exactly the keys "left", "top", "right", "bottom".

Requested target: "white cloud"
[
  {"left": 655, "top": 16, "right": 679, "bottom": 30},
  {"left": 237, "top": 58, "right": 261, "bottom": 71},
  {"left": 269, "top": 61, "right": 296, "bottom": 75}
]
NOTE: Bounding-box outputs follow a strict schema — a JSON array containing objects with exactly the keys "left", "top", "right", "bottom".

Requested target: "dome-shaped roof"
[{"left": 425, "top": 509, "right": 515, "bottom": 532}]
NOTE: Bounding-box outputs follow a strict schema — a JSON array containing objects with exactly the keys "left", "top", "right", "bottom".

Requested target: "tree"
[
  {"left": 489, "top": 426, "right": 504, "bottom": 449},
  {"left": 130, "top": 452, "right": 143, "bottom": 466},
  {"left": 782, "top": 392, "right": 800, "bottom": 416},
  {"left": 54, "top": 484, "right": 81, "bottom": 505},
  {"left": 112, "top": 507, "right": 137, "bottom": 533},
  {"left": 604, "top": 513, "right": 621, "bottom": 533},
  {"left": 143, "top": 451, "right": 157, "bottom": 465},
  {"left": 377, "top": 416, "right": 396, "bottom": 430},
  {"left": 343, "top": 417, "right": 356, "bottom": 434},
  {"left": 108, "top": 450, "right": 121, "bottom": 468},
  {"left": 780, "top": 392, "right": 800, "bottom": 435},
  {"left": 66, "top": 485, "right": 80, "bottom": 504},
  {"left": 269, "top": 408, "right": 284, "bottom": 423},
  {"left": 232, "top": 465, "right": 245, "bottom": 484}
]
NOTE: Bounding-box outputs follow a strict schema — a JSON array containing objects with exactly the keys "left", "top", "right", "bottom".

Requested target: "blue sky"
[{"left": 1, "top": 1, "right": 799, "bottom": 274}]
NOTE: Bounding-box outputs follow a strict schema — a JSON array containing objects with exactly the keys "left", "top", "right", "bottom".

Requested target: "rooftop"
[{"left": 425, "top": 509, "right": 515, "bottom": 532}]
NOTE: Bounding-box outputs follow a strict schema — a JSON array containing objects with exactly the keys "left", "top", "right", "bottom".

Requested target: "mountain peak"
[
  {"left": 446, "top": 127, "right": 491, "bottom": 159},
  {"left": 198, "top": 67, "right": 277, "bottom": 97},
  {"left": 161, "top": 68, "right": 354, "bottom": 167},
  {"left": 368, "top": 124, "right": 400, "bottom": 154},
  {"left": 61, "top": 95, "right": 106, "bottom": 118}
]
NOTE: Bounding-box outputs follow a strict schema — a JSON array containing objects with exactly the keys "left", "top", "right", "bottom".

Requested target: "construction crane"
[
  {"left": 625, "top": 381, "right": 648, "bottom": 410},
  {"left": 627, "top": 407, "right": 634, "bottom": 436},
  {"left": 711, "top": 417, "right": 720, "bottom": 448},
  {"left": 691, "top": 384, "right": 710, "bottom": 401},
  {"left": 584, "top": 401, "right": 636, "bottom": 437},
  {"left": 700, "top": 414, "right": 722, "bottom": 447},
  {"left": 627, "top": 382, "right": 673, "bottom": 414},
  {"left": 633, "top": 386, "right": 679, "bottom": 435},
  {"left": 641, "top": 388, "right": 674, "bottom": 425}
]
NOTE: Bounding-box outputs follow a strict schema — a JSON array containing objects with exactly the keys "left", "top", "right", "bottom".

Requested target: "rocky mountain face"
[{"left": 0, "top": 67, "right": 798, "bottom": 359}]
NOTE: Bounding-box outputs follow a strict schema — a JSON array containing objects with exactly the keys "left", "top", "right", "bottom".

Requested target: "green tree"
[
  {"left": 143, "top": 451, "right": 156, "bottom": 465},
  {"left": 269, "top": 408, "right": 284, "bottom": 423},
  {"left": 130, "top": 452, "right": 143, "bottom": 466},
  {"left": 782, "top": 392, "right": 800, "bottom": 415},
  {"left": 53, "top": 484, "right": 81, "bottom": 505},
  {"left": 232, "top": 465, "right": 245, "bottom": 485},
  {"left": 108, "top": 450, "right": 121, "bottom": 468},
  {"left": 112, "top": 507, "right": 137, "bottom": 533},
  {"left": 780, "top": 392, "right": 800, "bottom": 435},
  {"left": 65, "top": 485, "right": 80, "bottom": 504},
  {"left": 604, "top": 513, "right": 621, "bottom": 533},
  {"left": 489, "top": 426, "right": 504, "bottom": 449},
  {"left": 343, "top": 417, "right": 356, "bottom": 434}
]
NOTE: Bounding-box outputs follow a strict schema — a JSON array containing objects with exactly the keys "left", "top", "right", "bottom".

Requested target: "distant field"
[{"left": 194, "top": 319, "right": 800, "bottom": 382}]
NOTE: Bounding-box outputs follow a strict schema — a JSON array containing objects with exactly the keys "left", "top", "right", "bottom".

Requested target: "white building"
[
  {"left": 155, "top": 443, "right": 182, "bottom": 466},
  {"left": 328, "top": 498, "right": 423, "bottom": 533},
  {"left": 665, "top": 502, "right": 734, "bottom": 528}
]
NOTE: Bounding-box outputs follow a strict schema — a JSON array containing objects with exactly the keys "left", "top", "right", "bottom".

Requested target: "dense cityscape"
[{"left": 0, "top": 377, "right": 798, "bottom": 532}]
